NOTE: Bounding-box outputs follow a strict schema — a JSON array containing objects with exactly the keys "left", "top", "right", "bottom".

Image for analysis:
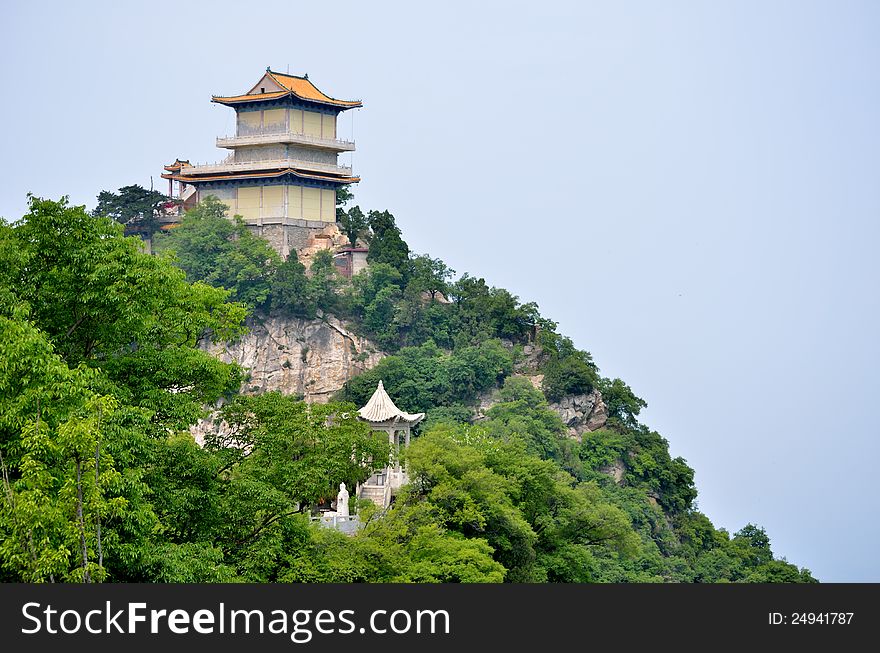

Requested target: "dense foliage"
[
  {"left": 92, "top": 184, "right": 168, "bottom": 237},
  {"left": 0, "top": 194, "right": 815, "bottom": 583}
]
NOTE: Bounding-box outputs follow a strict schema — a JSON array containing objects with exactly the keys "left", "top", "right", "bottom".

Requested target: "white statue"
[{"left": 336, "top": 482, "right": 350, "bottom": 518}]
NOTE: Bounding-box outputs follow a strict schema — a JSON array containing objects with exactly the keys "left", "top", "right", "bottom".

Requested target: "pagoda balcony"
[
  {"left": 178, "top": 157, "right": 353, "bottom": 178},
  {"left": 216, "top": 130, "right": 355, "bottom": 152}
]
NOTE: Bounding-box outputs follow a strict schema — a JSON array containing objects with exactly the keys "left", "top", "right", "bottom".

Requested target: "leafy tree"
[
  {"left": 202, "top": 394, "right": 389, "bottom": 578},
  {"left": 731, "top": 524, "right": 773, "bottom": 567},
  {"left": 624, "top": 427, "right": 697, "bottom": 514},
  {"left": 579, "top": 429, "right": 629, "bottom": 472},
  {"left": 600, "top": 378, "right": 647, "bottom": 429},
  {"left": 306, "top": 249, "right": 342, "bottom": 315},
  {"left": 339, "top": 205, "right": 369, "bottom": 249},
  {"left": 403, "top": 424, "right": 637, "bottom": 581},
  {"left": 93, "top": 184, "right": 168, "bottom": 237},
  {"left": 16, "top": 195, "right": 246, "bottom": 430},
  {"left": 484, "top": 376, "right": 572, "bottom": 467},
  {"left": 539, "top": 332, "right": 600, "bottom": 402},
  {"left": 0, "top": 195, "right": 246, "bottom": 582},
  {"left": 449, "top": 274, "right": 539, "bottom": 346},
  {"left": 408, "top": 254, "right": 455, "bottom": 302},
  {"left": 153, "top": 196, "right": 281, "bottom": 309},
  {"left": 269, "top": 251, "right": 313, "bottom": 317},
  {"left": 154, "top": 196, "right": 280, "bottom": 309},
  {"left": 362, "top": 286, "right": 400, "bottom": 348},
  {"left": 0, "top": 315, "right": 119, "bottom": 582},
  {"left": 746, "top": 560, "right": 817, "bottom": 583},
  {"left": 335, "top": 185, "right": 354, "bottom": 221},
  {"left": 338, "top": 340, "right": 513, "bottom": 413},
  {"left": 367, "top": 210, "right": 411, "bottom": 278},
  {"left": 281, "top": 506, "right": 505, "bottom": 583}
]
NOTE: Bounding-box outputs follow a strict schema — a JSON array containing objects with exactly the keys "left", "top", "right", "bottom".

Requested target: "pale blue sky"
[{"left": 1, "top": 0, "right": 878, "bottom": 581}]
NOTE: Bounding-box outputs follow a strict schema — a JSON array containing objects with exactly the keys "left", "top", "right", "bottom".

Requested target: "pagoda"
[{"left": 162, "top": 68, "right": 361, "bottom": 257}]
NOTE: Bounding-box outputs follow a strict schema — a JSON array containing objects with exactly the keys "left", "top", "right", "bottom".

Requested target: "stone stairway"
[{"left": 359, "top": 484, "right": 389, "bottom": 509}]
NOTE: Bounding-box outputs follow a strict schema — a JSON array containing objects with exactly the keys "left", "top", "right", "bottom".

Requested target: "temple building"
[{"left": 162, "top": 68, "right": 361, "bottom": 257}]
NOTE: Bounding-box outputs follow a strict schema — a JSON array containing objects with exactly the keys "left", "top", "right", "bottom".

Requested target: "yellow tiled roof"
[
  {"left": 213, "top": 70, "right": 362, "bottom": 108},
  {"left": 163, "top": 159, "right": 191, "bottom": 171}
]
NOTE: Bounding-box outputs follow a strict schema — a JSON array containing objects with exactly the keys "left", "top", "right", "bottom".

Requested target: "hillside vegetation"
[{"left": 0, "top": 194, "right": 815, "bottom": 582}]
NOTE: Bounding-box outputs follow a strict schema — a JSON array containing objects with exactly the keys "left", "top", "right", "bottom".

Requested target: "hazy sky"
[{"left": 2, "top": 0, "right": 878, "bottom": 581}]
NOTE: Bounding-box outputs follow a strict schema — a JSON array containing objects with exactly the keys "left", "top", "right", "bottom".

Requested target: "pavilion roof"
[
  {"left": 213, "top": 69, "right": 362, "bottom": 109},
  {"left": 358, "top": 381, "right": 425, "bottom": 425},
  {"left": 163, "top": 159, "right": 191, "bottom": 172}
]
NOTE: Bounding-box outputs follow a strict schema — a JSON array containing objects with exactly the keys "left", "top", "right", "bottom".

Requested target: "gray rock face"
[
  {"left": 548, "top": 389, "right": 608, "bottom": 439},
  {"left": 203, "top": 314, "right": 384, "bottom": 403},
  {"left": 598, "top": 458, "right": 626, "bottom": 484},
  {"left": 472, "top": 374, "right": 608, "bottom": 440}
]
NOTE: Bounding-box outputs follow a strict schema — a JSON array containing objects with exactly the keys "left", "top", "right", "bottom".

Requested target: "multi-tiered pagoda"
[{"left": 162, "top": 68, "right": 361, "bottom": 257}]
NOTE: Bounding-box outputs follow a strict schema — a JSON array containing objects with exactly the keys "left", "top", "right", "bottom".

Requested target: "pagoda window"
[
  {"left": 262, "top": 185, "right": 284, "bottom": 217},
  {"left": 237, "top": 186, "right": 261, "bottom": 220},
  {"left": 302, "top": 187, "right": 321, "bottom": 220},
  {"left": 290, "top": 109, "right": 304, "bottom": 134},
  {"left": 287, "top": 185, "right": 303, "bottom": 218},
  {"left": 320, "top": 189, "right": 336, "bottom": 222},
  {"left": 237, "top": 110, "right": 261, "bottom": 136},
  {"left": 206, "top": 188, "right": 235, "bottom": 214},
  {"left": 321, "top": 114, "right": 336, "bottom": 139},
  {"left": 263, "top": 108, "right": 286, "bottom": 133},
  {"left": 303, "top": 111, "right": 322, "bottom": 137}
]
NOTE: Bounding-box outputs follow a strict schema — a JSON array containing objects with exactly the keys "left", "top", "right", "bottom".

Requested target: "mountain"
[{"left": 0, "top": 194, "right": 816, "bottom": 583}]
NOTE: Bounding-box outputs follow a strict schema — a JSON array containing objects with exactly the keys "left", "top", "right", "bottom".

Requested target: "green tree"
[
  {"left": 600, "top": 378, "right": 647, "bottom": 429},
  {"left": 202, "top": 394, "right": 390, "bottom": 578},
  {"left": 307, "top": 249, "right": 342, "bottom": 315},
  {"left": 483, "top": 376, "right": 573, "bottom": 467},
  {"left": 154, "top": 196, "right": 280, "bottom": 309},
  {"left": 539, "top": 332, "right": 600, "bottom": 402},
  {"left": 281, "top": 506, "right": 505, "bottom": 583},
  {"left": 339, "top": 205, "right": 369, "bottom": 248},
  {"left": 449, "top": 274, "right": 539, "bottom": 345},
  {"left": 337, "top": 340, "right": 513, "bottom": 413},
  {"left": 0, "top": 195, "right": 247, "bottom": 582},
  {"left": 269, "top": 251, "right": 314, "bottom": 317},
  {"left": 408, "top": 254, "right": 455, "bottom": 302},
  {"left": 93, "top": 184, "right": 168, "bottom": 237},
  {"left": 335, "top": 185, "right": 354, "bottom": 221},
  {"left": 0, "top": 315, "right": 119, "bottom": 582},
  {"left": 367, "top": 210, "right": 411, "bottom": 278},
  {"left": 403, "top": 424, "right": 636, "bottom": 581}
]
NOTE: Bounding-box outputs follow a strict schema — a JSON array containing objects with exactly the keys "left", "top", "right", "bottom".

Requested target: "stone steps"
[{"left": 359, "top": 484, "right": 388, "bottom": 509}]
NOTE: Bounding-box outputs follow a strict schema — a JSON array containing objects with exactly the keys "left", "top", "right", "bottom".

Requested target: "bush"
[{"left": 337, "top": 340, "right": 514, "bottom": 414}]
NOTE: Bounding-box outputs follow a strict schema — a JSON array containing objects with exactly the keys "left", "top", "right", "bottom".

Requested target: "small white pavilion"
[{"left": 356, "top": 380, "right": 424, "bottom": 508}]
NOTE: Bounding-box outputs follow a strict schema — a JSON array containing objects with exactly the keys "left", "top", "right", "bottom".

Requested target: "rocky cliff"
[
  {"left": 200, "top": 314, "right": 607, "bottom": 438},
  {"left": 475, "top": 373, "right": 608, "bottom": 438},
  {"left": 203, "top": 313, "right": 384, "bottom": 402}
]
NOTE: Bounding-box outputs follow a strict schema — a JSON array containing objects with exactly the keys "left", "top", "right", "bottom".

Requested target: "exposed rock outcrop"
[
  {"left": 547, "top": 389, "right": 608, "bottom": 440},
  {"left": 514, "top": 344, "right": 546, "bottom": 373},
  {"left": 472, "top": 373, "right": 608, "bottom": 439},
  {"left": 204, "top": 313, "right": 384, "bottom": 403},
  {"left": 598, "top": 458, "right": 626, "bottom": 485}
]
